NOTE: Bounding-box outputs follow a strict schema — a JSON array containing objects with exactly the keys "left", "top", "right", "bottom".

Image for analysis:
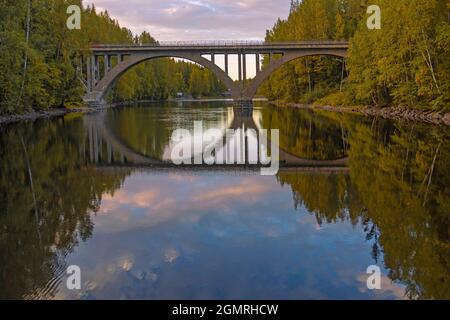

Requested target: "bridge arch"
[
  {"left": 87, "top": 52, "right": 241, "bottom": 102},
  {"left": 242, "top": 50, "right": 347, "bottom": 100}
]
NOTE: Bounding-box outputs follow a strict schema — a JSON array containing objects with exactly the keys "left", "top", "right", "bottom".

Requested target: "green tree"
[{"left": 189, "top": 67, "right": 206, "bottom": 98}]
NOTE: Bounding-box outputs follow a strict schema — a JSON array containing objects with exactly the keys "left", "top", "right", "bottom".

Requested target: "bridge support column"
[
  {"left": 211, "top": 54, "right": 215, "bottom": 64},
  {"left": 90, "top": 55, "right": 96, "bottom": 88},
  {"left": 238, "top": 53, "right": 242, "bottom": 82},
  {"left": 103, "top": 54, "right": 109, "bottom": 76},
  {"left": 224, "top": 54, "right": 229, "bottom": 75},
  {"left": 256, "top": 54, "right": 260, "bottom": 73},
  {"left": 95, "top": 55, "right": 100, "bottom": 85},
  {"left": 86, "top": 56, "right": 92, "bottom": 92},
  {"left": 243, "top": 53, "right": 247, "bottom": 84}
]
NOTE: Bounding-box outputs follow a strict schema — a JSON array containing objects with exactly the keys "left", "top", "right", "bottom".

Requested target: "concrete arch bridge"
[{"left": 83, "top": 41, "right": 348, "bottom": 105}]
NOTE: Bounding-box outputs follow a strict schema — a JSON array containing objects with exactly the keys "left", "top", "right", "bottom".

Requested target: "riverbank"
[
  {"left": 270, "top": 102, "right": 450, "bottom": 126},
  {"left": 0, "top": 107, "right": 102, "bottom": 126},
  {"left": 2, "top": 100, "right": 449, "bottom": 127},
  {"left": 0, "top": 98, "right": 242, "bottom": 126}
]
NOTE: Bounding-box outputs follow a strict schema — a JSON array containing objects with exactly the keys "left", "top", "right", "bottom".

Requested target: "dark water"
[{"left": 0, "top": 101, "right": 448, "bottom": 300}]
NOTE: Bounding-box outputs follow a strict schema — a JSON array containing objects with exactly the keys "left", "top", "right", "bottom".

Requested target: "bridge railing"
[
  {"left": 158, "top": 40, "right": 266, "bottom": 46},
  {"left": 90, "top": 40, "right": 349, "bottom": 48}
]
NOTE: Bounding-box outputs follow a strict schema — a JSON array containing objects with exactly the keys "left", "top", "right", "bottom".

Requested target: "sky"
[
  {"left": 85, "top": 0, "right": 291, "bottom": 80},
  {"left": 86, "top": 0, "right": 291, "bottom": 41}
]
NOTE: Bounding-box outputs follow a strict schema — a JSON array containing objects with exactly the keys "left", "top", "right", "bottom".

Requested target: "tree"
[
  {"left": 261, "top": 0, "right": 449, "bottom": 111},
  {"left": 189, "top": 67, "right": 205, "bottom": 98},
  {"left": 347, "top": 0, "right": 449, "bottom": 110},
  {"left": 0, "top": 1, "right": 225, "bottom": 113}
]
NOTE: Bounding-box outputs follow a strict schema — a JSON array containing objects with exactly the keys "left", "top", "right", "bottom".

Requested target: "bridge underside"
[{"left": 83, "top": 42, "right": 348, "bottom": 105}]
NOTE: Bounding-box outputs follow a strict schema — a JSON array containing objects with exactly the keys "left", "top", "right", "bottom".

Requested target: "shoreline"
[
  {"left": 1, "top": 100, "right": 449, "bottom": 127},
  {"left": 0, "top": 106, "right": 106, "bottom": 126},
  {"left": 270, "top": 102, "right": 450, "bottom": 126},
  {"left": 0, "top": 99, "right": 240, "bottom": 126}
]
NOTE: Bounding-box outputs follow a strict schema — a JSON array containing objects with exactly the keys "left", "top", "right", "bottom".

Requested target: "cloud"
[
  {"left": 86, "top": 0, "right": 290, "bottom": 40},
  {"left": 357, "top": 273, "right": 407, "bottom": 300},
  {"left": 102, "top": 190, "right": 159, "bottom": 209},
  {"left": 191, "top": 177, "right": 273, "bottom": 205},
  {"left": 93, "top": 174, "right": 279, "bottom": 233}
]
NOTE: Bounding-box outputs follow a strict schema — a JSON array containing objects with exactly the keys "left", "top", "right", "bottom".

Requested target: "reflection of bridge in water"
[{"left": 83, "top": 104, "right": 349, "bottom": 172}]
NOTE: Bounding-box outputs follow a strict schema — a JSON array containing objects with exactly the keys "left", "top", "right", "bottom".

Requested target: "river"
[{"left": 0, "top": 101, "right": 448, "bottom": 299}]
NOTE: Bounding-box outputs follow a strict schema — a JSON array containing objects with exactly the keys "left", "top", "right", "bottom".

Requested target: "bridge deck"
[{"left": 90, "top": 41, "right": 349, "bottom": 54}]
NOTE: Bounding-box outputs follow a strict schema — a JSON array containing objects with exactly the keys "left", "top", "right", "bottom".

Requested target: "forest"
[
  {"left": 261, "top": 0, "right": 450, "bottom": 111},
  {"left": 0, "top": 0, "right": 226, "bottom": 114},
  {"left": 0, "top": 0, "right": 449, "bottom": 114}
]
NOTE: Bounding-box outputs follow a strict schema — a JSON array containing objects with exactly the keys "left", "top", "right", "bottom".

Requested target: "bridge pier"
[{"left": 233, "top": 100, "right": 253, "bottom": 110}]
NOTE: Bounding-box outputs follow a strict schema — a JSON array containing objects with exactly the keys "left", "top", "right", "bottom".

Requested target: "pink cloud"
[{"left": 85, "top": 0, "right": 290, "bottom": 40}]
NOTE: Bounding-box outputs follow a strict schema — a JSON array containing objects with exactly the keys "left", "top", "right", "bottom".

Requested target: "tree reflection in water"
[
  {"left": 275, "top": 109, "right": 449, "bottom": 299},
  {"left": 0, "top": 116, "right": 129, "bottom": 299}
]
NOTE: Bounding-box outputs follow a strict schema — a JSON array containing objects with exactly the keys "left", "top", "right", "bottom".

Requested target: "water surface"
[{"left": 0, "top": 101, "right": 448, "bottom": 299}]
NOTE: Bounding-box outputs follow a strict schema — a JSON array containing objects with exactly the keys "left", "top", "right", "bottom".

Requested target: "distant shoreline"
[{"left": 0, "top": 98, "right": 260, "bottom": 126}]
